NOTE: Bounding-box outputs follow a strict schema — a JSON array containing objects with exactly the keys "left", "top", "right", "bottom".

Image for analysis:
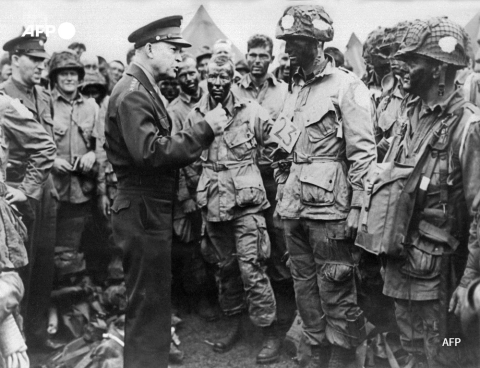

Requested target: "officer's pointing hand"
[{"left": 205, "top": 103, "right": 227, "bottom": 136}]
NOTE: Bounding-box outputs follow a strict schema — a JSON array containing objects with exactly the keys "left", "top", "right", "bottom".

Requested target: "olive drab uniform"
[
  {"left": 382, "top": 89, "right": 480, "bottom": 365},
  {"left": 185, "top": 91, "right": 277, "bottom": 327},
  {"left": 105, "top": 54, "right": 214, "bottom": 368},
  {"left": 381, "top": 17, "right": 480, "bottom": 367},
  {"left": 275, "top": 55, "right": 376, "bottom": 350},
  {"left": 0, "top": 76, "right": 58, "bottom": 345}
]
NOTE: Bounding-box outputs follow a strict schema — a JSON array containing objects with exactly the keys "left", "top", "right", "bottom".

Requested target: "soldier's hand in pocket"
[{"left": 204, "top": 103, "right": 227, "bottom": 136}]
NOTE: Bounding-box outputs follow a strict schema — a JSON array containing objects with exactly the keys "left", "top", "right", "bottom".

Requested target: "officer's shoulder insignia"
[
  {"left": 10, "top": 98, "right": 33, "bottom": 119},
  {"left": 129, "top": 79, "right": 139, "bottom": 92}
]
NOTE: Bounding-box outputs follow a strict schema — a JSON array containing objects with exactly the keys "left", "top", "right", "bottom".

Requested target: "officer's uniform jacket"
[
  {"left": 235, "top": 73, "right": 288, "bottom": 168},
  {"left": 105, "top": 62, "right": 214, "bottom": 187},
  {"left": 0, "top": 92, "right": 56, "bottom": 200},
  {"left": 185, "top": 91, "right": 273, "bottom": 222},
  {"left": 51, "top": 88, "right": 98, "bottom": 203},
  {"left": 383, "top": 89, "right": 480, "bottom": 300},
  {"left": 276, "top": 56, "right": 376, "bottom": 220},
  {"left": 0, "top": 77, "right": 54, "bottom": 136}
]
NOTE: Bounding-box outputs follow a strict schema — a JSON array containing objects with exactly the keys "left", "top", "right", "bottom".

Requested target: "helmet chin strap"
[{"left": 438, "top": 62, "right": 447, "bottom": 96}]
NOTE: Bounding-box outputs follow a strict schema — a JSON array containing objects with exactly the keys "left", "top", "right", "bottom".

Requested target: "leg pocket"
[{"left": 140, "top": 195, "right": 172, "bottom": 232}]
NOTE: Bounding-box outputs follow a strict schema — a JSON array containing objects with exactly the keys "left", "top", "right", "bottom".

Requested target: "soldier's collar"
[
  {"left": 420, "top": 88, "right": 463, "bottom": 117},
  {"left": 292, "top": 55, "right": 333, "bottom": 86},
  {"left": 179, "top": 89, "right": 202, "bottom": 104},
  {"left": 196, "top": 90, "right": 244, "bottom": 116},
  {"left": 239, "top": 72, "right": 278, "bottom": 89},
  {"left": 11, "top": 76, "right": 34, "bottom": 95},
  {"left": 52, "top": 86, "right": 82, "bottom": 103}
]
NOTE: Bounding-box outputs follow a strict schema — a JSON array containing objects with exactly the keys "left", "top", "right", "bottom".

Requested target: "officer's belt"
[
  {"left": 293, "top": 152, "right": 341, "bottom": 164},
  {"left": 117, "top": 174, "right": 175, "bottom": 190},
  {"left": 202, "top": 159, "right": 254, "bottom": 172}
]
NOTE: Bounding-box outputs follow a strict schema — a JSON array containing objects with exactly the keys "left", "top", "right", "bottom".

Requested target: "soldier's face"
[
  {"left": 56, "top": 70, "right": 79, "bottom": 95},
  {"left": 197, "top": 57, "right": 210, "bottom": 80},
  {"left": 109, "top": 61, "right": 124, "bottom": 83},
  {"left": 285, "top": 39, "right": 316, "bottom": 69},
  {"left": 177, "top": 58, "right": 199, "bottom": 95},
  {"left": 247, "top": 46, "right": 273, "bottom": 78},
  {"left": 14, "top": 54, "right": 45, "bottom": 87},
  {"left": 403, "top": 55, "right": 435, "bottom": 95},
  {"left": 207, "top": 63, "right": 232, "bottom": 103},
  {"left": 150, "top": 42, "right": 181, "bottom": 80},
  {"left": 158, "top": 78, "right": 180, "bottom": 102}
]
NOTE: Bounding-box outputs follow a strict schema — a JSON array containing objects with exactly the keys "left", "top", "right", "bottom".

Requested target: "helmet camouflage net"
[
  {"left": 275, "top": 5, "right": 334, "bottom": 43},
  {"left": 48, "top": 49, "right": 85, "bottom": 82},
  {"left": 395, "top": 17, "right": 471, "bottom": 68},
  {"left": 379, "top": 21, "right": 412, "bottom": 57}
]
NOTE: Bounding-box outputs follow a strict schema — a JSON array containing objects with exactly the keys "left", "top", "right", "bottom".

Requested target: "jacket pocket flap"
[
  {"left": 232, "top": 175, "right": 263, "bottom": 190},
  {"left": 299, "top": 163, "right": 336, "bottom": 192},
  {"left": 224, "top": 128, "right": 254, "bottom": 148},
  {"left": 304, "top": 99, "right": 336, "bottom": 127},
  {"left": 111, "top": 199, "right": 131, "bottom": 213}
]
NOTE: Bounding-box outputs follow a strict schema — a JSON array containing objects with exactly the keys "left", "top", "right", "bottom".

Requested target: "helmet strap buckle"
[{"left": 438, "top": 63, "right": 447, "bottom": 96}]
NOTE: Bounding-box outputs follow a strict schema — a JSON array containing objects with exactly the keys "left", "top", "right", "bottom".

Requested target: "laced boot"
[
  {"left": 328, "top": 345, "right": 356, "bottom": 368},
  {"left": 256, "top": 322, "right": 282, "bottom": 364},
  {"left": 212, "top": 314, "right": 242, "bottom": 353},
  {"left": 300, "top": 345, "right": 331, "bottom": 368}
]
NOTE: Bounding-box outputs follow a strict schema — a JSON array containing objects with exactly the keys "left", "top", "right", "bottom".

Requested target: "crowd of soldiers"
[{"left": 1, "top": 3, "right": 480, "bottom": 368}]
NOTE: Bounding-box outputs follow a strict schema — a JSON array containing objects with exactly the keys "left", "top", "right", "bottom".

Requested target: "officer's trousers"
[
  {"left": 283, "top": 218, "right": 362, "bottom": 349},
  {"left": 111, "top": 186, "right": 173, "bottom": 368},
  {"left": 205, "top": 213, "right": 277, "bottom": 327}
]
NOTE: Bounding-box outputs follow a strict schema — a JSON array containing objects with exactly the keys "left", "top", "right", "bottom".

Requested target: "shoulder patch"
[
  {"left": 10, "top": 98, "right": 33, "bottom": 119},
  {"left": 353, "top": 82, "right": 371, "bottom": 111}
]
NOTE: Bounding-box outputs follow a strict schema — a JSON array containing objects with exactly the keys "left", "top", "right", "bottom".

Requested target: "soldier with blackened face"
[{"left": 274, "top": 5, "right": 376, "bottom": 368}]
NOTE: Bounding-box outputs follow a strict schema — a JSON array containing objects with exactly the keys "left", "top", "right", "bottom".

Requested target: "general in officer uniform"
[{"left": 104, "top": 16, "right": 226, "bottom": 368}]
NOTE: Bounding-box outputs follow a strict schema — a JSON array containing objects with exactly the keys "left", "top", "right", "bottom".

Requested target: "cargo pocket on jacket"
[
  {"left": 400, "top": 236, "right": 444, "bottom": 280},
  {"left": 299, "top": 163, "right": 336, "bottom": 206},
  {"left": 223, "top": 124, "right": 256, "bottom": 161},
  {"left": 196, "top": 176, "right": 210, "bottom": 208},
  {"left": 304, "top": 99, "right": 338, "bottom": 143},
  {"left": 232, "top": 175, "right": 266, "bottom": 207},
  {"left": 53, "top": 125, "right": 67, "bottom": 144},
  {"left": 140, "top": 195, "right": 172, "bottom": 232}
]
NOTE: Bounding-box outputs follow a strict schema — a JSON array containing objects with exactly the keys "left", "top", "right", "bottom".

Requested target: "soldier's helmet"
[
  {"left": 381, "top": 21, "right": 411, "bottom": 58},
  {"left": 363, "top": 27, "right": 386, "bottom": 64},
  {"left": 275, "top": 5, "right": 334, "bottom": 43},
  {"left": 395, "top": 17, "right": 470, "bottom": 69},
  {"left": 48, "top": 49, "right": 85, "bottom": 84}
]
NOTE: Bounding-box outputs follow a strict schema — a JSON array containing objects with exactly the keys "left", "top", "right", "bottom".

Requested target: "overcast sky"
[{"left": 0, "top": 0, "right": 478, "bottom": 65}]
